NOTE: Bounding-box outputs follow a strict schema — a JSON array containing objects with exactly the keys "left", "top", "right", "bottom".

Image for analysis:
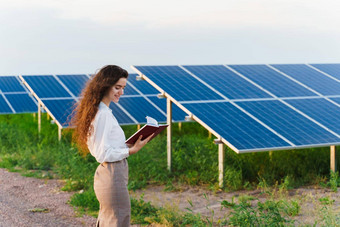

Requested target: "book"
[{"left": 125, "top": 116, "right": 168, "bottom": 144}]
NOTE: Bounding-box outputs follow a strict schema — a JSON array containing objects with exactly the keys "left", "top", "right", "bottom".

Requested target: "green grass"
[{"left": 0, "top": 113, "right": 339, "bottom": 225}]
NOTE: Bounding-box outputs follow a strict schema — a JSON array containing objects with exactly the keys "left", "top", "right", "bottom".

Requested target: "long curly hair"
[{"left": 71, "top": 65, "right": 128, "bottom": 154}]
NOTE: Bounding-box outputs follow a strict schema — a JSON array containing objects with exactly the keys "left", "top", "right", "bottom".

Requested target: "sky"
[{"left": 0, "top": 0, "right": 340, "bottom": 75}]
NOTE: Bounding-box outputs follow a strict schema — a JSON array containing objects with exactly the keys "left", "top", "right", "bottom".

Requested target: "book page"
[{"left": 146, "top": 116, "right": 158, "bottom": 126}]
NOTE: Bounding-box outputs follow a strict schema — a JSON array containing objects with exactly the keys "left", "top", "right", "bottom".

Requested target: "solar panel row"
[
  {"left": 20, "top": 74, "right": 186, "bottom": 127},
  {"left": 0, "top": 76, "right": 37, "bottom": 114},
  {"left": 133, "top": 64, "right": 340, "bottom": 153}
]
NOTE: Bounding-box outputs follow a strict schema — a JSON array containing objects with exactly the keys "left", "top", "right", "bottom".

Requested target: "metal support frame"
[
  {"left": 215, "top": 139, "right": 224, "bottom": 188},
  {"left": 38, "top": 102, "right": 41, "bottom": 133},
  {"left": 58, "top": 127, "right": 62, "bottom": 141},
  {"left": 167, "top": 98, "right": 172, "bottom": 172},
  {"left": 331, "top": 145, "right": 337, "bottom": 172}
]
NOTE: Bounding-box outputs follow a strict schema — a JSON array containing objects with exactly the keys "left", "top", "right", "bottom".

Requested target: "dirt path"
[
  {"left": 0, "top": 168, "right": 96, "bottom": 227},
  {"left": 1, "top": 167, "right": 340, "bottom": 226}
]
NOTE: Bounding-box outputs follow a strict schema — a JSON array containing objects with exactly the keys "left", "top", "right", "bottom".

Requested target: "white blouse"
[{"left": 87, "top": 102, "right": 129, "bottom": 163}]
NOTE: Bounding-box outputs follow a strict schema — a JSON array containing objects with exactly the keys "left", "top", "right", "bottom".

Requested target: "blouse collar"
[{"left": 99, "top": 101, "right": 112, "bottom": 112}]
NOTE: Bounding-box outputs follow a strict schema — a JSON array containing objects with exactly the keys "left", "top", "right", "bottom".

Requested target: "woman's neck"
[{"left": 101, "top": 98, "right": 111, "bottom": 107}]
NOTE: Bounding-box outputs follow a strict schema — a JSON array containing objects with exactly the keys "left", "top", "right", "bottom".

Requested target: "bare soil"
[
  {"left": 0, "top": 168, "right": 96, "bottom": 227},
  {"left": 1, "top": 167, "right": 340, "bottom": 226}
]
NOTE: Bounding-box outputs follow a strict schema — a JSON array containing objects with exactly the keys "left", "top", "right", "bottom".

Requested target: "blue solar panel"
[
  {"left": 109, "top": 102, "right": 136, "bottom": 125},
  {"left": 118, "top": 96, "right": 166, "bottom": 123},
  {"left": 0, "top": 76, "right": 26, "bottom": 92},
  {"left": 43, "top": 99, "right": 76, "bottom": 127},
  {"left": 237, "top": 100, "right": 339, "bottom": 145},
  {"left": 0, "top": 96, "right": 12, "bottom": 113},
  {"left": 147, "top": 96, "right": 187, "bottom": 122},
  {"left": 311, "top": 64, "right": 340, "bottom": 80},
  {"left": 183, "top": 65, "right": 271, "bottom": 99},
  {"left": 330, "top": 97, "right": 340, "bottom": 105},
  {"left": 271, "top": 64, "right": 340, "bottom": 96},
  {"left": 285, "top": 98, "right": 340, "bottom": 135},
  {"left": 134, "top": 66, "right": 224, "bottom": 101},
  {"left": 182, "top": 102, "right": 290, "bottom": 151},
  {"left": 5, "top": 94, "right": 37, "bottom": 113},
  {"left": 23, "top": 75, "right": 72, "bottom": 98},
  {"left": 57, "top": 74, "right": 89, "bottom": 97},
  {"left": 128, "top": 76, "right": 159, "bottom": 94},
  {"left": 228, "top": 65, "right": 316, "bottom": 97}
]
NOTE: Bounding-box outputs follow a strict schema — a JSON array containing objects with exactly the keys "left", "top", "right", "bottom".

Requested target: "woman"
[{"left": 72, "top": 65, "right": 153, "bottom": 227}]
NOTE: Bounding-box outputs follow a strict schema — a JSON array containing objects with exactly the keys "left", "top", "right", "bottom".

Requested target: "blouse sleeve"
[{"left": 90, "top": 111, "right": 129, "bottom": 163}]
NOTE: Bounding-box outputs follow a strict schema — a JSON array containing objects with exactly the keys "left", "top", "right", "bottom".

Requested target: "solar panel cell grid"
[
  {"left": 109, "top": 102, "right": 136, "bottom": 125},
  {"left": 43, "top": 99, "right": 76, "bottom": 127},
  {"left": 228, "top": 65, "right": 316, "bottom": 98},
  {"left": 147, "top": 96, "right": 187, "bottom": 122},
  {"left": 183, "top": 102, "right": 290, "bottom": 151},
  {"left": 118, "top": 96, "right": 166, "bottom": 123},
  {"left": 183, "top": 65, "right": 271, "bottom": 99},
  {"left": 285, "top": 98, "right": 340, "bottom": 135},
  {"left": 311, "top": 64, "right": 340, "bottom": 80},
  {"left": 0, "top": 96, "right": 12, "bottom": 113},
  {"left": 57, "top": 75, "right": 89, "bottom": 97},
  {"left": 5, "top": 94, "right": 37, "bottom": 113},
  {"left": 135, "top": 66, "right": 224, "bottom": 101},
  {"left": 23, "top": 75, "right": 72, "bottom": 98},
  {"left": 271, "top": 64, "right": 340, "bottom": 96},
  {"left": 236, "top": 100, "right": 340, "bottom": 145},
  {"left": 128, "top": 78, "right": 159, "bottom": 95},
  {"left": 0, "top": 77, "right": 26, "bottom": 92}
]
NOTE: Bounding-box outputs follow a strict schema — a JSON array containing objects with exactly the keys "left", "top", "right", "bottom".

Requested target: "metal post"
[
  {"left": 218, "top": 143, "right": 224, "bottom": 188},
  {"left": 137, "top": 124, "right": 141, "bottom": 130},
  {"left": 38, "top": 103, "right": 41, "bottom": 133},
  {"left": 167, "top": 98, "right": 172, "bottom": 172},
  {"left": 331, "top": 145, "right": 337, "bottom": 172},
  {"left": 58, "top": 127, "right": 62, "bottom": 141},
  {"left": 178, "top": 122, "right": 182, "bottom": 131}
]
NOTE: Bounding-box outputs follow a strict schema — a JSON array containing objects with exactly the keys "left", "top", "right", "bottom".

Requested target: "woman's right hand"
[{"left": 129, "top": 133, "right": 154, "bottom": 155}]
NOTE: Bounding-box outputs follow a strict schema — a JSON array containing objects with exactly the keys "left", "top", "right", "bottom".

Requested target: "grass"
[{"left": 0, "top": 113, "right": 340, "bottom": 225}]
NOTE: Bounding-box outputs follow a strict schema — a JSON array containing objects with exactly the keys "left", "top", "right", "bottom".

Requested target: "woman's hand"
[{"left": 129, "top": 133, "right": 154, "bottom": 155}]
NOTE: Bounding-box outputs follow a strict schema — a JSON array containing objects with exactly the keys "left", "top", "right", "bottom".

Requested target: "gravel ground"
[{"left": 0, "top": 168, "right": 96, "bottom": 227}]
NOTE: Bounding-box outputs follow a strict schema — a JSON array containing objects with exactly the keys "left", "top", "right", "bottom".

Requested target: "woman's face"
[{"left": 105, "top": 77, "right": 127, "bottom": 103}]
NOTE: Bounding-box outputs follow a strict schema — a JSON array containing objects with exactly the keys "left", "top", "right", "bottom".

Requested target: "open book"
[{"left": 125, "top": 116, "right": 168, "bottom": 144}]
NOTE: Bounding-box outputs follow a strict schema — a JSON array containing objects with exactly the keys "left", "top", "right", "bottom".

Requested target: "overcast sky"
[{"left": 0, "top": 0, "right": 339, "bottom": 75}]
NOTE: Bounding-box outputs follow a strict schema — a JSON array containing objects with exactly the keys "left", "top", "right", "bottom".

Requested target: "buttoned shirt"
[{"left": 87, "top": 102, "right": 129, "bottom": 163}]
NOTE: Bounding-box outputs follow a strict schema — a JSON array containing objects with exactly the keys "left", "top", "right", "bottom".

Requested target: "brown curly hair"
[{"left": 71, "top": 65, "right": 128, "bottom": 154}]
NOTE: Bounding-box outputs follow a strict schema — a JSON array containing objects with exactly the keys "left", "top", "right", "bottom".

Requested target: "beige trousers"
[{"left": 94, "top": 159, "right": 130, "bottom": 227}]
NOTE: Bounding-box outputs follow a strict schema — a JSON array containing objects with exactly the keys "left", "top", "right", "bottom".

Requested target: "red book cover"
[{"left": 125, "top": 117, "right": 168, "bottom": 144}]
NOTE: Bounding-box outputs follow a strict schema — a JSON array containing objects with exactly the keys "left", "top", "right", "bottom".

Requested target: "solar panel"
[
  {"left": 0, "top": 96, "right": 12, "bottom": 113},
  {"left": 57, "top": 74, "right": 89, "bottom": 97},
  {"left": 0, "top": 76, "right": 37, "bottom": 114},
  {"left": 311, "top": 64, "right": 340, "bottom": 81},
  {"left": 134, "top": 66, "right": 224, "bottom": 101},
  {"left": 118, "top": 96, "right": 166, "bottom": 123},
  {"left": 43, "top": 99, "right": 76, "bottom": 127},
  {"left": 271, "top": 64, "right": 340, "bottom": 96},
  {"left": 182, "top": 101, "right": 290, "bottom": 151},
  {"left": 22, "top": 75, "right": 72, "bottom": 98},
  {"left": 183, "top": 65, "right": 271, "bottom": 99},
  {"left": 331, "top": 97, "right": 340, "bottom": 105},
  {"left": 5, "top": 94, "right": 37, "bottom": 113},
  {"left": 0, "top": 76, "right": 26, "bottom": 92},
  {"left": 227, "top": 65, "right": 316, "bottom": 98},
  {"left": 284, "top": 98, "right": 340, "bottom": 135},
  {"left": 133, "top": 63, "right": 340, "bottom": 153},
  {"left": 236, "top": 100, "right": 339, "bottom": 146},
  {"left": 20, "top": 74, "right": 186, "bottom": 127}
]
